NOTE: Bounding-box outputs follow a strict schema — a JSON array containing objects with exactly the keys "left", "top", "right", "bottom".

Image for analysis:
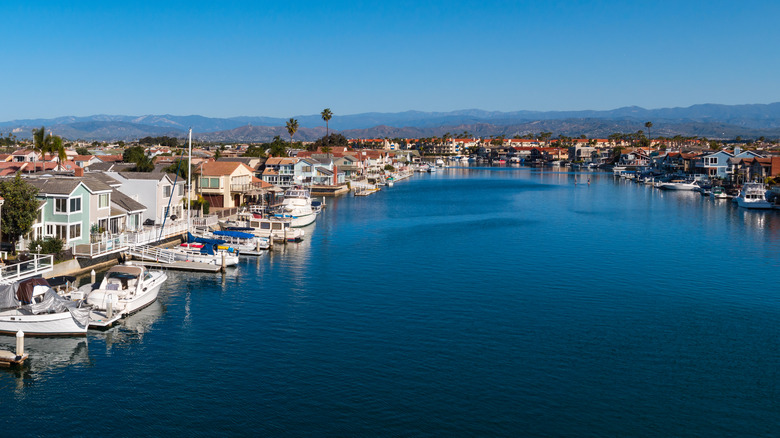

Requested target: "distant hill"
[{"left": 2, "top": 103, "right": 780, "bottom": 141}]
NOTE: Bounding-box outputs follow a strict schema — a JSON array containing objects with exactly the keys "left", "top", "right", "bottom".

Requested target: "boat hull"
[
  {"left": 737, "top": 199, "right": 772, "bottom": 209},
  {"left": 0, "top": 310, "right": 88, "bottom": 336}
]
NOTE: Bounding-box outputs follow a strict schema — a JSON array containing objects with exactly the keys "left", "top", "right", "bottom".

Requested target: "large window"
[
  {"left": 98, "top": 193, "right": 109, "bottom": 209},
  {"left": 163, "top": 185, "right": 172, "bottom": 198},
  {"left": 178, "top": 184, "right": 184, "bottom": 196},
  {"left": 69, "top": 224, "right": 81, "bottom": 240},
  {"left": 69, "top": 197, "right": 81, "bottom": 213},
  {"left": 210, "top": 178, "right": 220, "bottom": 188},
  {"left": 55, "top": 198, "right": 67, "bottom": 213},
  {"left": 47, "top": 224, "right": 67, "bottom": 240}
]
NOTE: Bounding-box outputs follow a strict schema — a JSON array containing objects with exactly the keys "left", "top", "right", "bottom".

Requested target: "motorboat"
[
  {"left": 0, "top": 278, "right": 90, "bottom": 336},
  {"left": 736, "top": 183, "right": 772, "bottom": 209},
  {"left": 175, "top": 234, "right": 240, "bottom": 266},
  {"left": 223, "top": 213, "right": 305, "bottom": 242},
  {"left": 199, "top": 229, "right": 269, "bottom": 255},
  {"left": 710, "top": 186, "right": 729, "bottom": 199},
  {"left": 86, "top": 264, "right": 167, "bottom": 327},
  {"left": 657, "top": 179, "right": 700, "bottom": 191},
  {"left": 275, "top": 187, "right": 317, "bottom": 227}
]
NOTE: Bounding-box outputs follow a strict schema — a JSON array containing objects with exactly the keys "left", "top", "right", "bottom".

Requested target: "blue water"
[{"left": 2, "top": 167, "right": 780, "bottom": 436}]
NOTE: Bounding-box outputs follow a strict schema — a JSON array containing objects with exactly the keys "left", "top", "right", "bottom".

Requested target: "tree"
[
  {"left": 268, "top": 136, "right": 288, "bottom": 157},
  {"left": 644, "top": 121, "right": 653, "bottom": 142},
  {"left": 164, "top": 157, "right": 189, "bottom": 179},
  {"left": 134, "top": 154, "right": 155, "bottom": 172},
  {"left": 0, "top": 173, "right": 39, "bottom": 253},
  {"left": 286, "top": 118, "right": 299, "bottom": 144},
  {"left": 123, "top": 146, "right": 147, "bottom": 163},
  {"left": 312, "top": 133, "right": 348, "bottom": 150},
  {"left": 321, "top": 108, "right": 333, "bottom": 139},
  {"left": 75, "top": 147, "right": 90, "bottom": 155}
]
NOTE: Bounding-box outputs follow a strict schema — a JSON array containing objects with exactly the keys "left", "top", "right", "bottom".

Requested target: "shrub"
[{"left": 28, "top": 237, "right": 65, "bottom": 255}]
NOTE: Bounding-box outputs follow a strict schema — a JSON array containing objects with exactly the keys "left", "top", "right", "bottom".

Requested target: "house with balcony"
[
  {"left": 262, "top": 157, "right": 298, "bottom": 188},
  {"left": 195, "top": 161, "right": 262, "bottom": 209},
  {"left": 21, "top": 177, "right": 113, "bottom": 248},
  {"left": 104, "top": 171, "right": 186, "bottom": 225}
]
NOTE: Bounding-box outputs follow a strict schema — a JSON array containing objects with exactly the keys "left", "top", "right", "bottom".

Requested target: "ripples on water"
[{"left": 2, "top": 167, "right": 780, "bottom": 436}]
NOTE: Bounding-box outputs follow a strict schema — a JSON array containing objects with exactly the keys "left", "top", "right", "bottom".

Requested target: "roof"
[
  {"left": 316, "top": 167, "right": 333, "bottom": 176},
  {"left": 115, "top": 171, "right": 171, "bottom": 182},
  {"left": 83, "top": 172, "right": 121, "bottom": 186},
  {"left": 111, "top": 189, "right": 146, "bottom": 213},
  {"left": 24, "top": 178, "right": 82, "bottom": 195},
  {"left": 195, "top": 161, "right": 254, "bottom": 176},
  {"left": 265, "top": 157, "right": 298, "bottom": 165},
  {"left": 96, "top": 155, "right": 124, "bottom": 163}
]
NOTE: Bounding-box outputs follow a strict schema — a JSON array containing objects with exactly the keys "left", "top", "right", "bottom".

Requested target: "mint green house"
[{"left": 26, "top": 178, "right": 114, "bottom": 248}]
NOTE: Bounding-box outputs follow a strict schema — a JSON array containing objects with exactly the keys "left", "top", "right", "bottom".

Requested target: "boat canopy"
[
  {"left": 213, "top": 230, "right": 255, "bottom": 239},
  {"left": 187, "top": 233, "right": 228, "bottom": 255}
]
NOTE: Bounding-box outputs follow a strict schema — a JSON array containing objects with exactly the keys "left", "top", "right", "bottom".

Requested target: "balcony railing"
[
  {"left": 73, "top": 235, "right": 129, "bottom": 258},
  {"left": 230, "top": 182, "right": 266, "bottom": 193},
  {"left": 0, "top": 254, "right": 53, "bottom": 282}
]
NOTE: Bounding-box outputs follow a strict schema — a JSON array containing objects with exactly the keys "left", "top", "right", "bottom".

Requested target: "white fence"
[
  {"left": 0, "top": 254, "right": 54, "bottom": 283},
  {"left": 127, "top": 221, "right": 189, "bottom": 246}
]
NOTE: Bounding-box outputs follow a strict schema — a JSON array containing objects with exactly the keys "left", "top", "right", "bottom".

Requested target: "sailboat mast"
[{"left": 187, "top": 128, "right": 192, "bottom": 233}]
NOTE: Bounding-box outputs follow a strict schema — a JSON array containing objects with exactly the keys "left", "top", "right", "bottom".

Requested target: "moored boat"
[
  {"left": 0, "top": 278, "right": 90, "bottom": 336},
  {"left": 736, "top": 182, "right": 772, "bottom": 209},
  {"left": 86, "top": 264, "right": 167, "bottom": 328}
]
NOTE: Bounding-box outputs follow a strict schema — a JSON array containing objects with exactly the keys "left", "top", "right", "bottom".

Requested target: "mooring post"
[
  {"left": 91, "top": 269, "right": 96, "bottom": 284},
  {"left": 106, "top": 295, "right": 113, "bottom": 319},
  {"left": 221, "top": 252, "right": 226, "bottom": 271},
  {"left": 15, "top": 330, "right": 24, "bottom": 358}
]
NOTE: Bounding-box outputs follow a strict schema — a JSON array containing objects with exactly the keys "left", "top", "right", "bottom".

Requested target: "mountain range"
[{"left": 2, "top": 103, "right": 780, "bottom": 142}]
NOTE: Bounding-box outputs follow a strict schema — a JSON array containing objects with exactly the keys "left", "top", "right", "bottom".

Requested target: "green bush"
[{"left": 28, "top": 237, "right": 65, "bottom": 255}]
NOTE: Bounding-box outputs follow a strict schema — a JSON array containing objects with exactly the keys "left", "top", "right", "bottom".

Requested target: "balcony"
[{"left": 230, "top": 181, "right": 266, "bottom": 194}]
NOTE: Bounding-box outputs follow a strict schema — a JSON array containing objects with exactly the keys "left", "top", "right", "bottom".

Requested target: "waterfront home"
[
  {"left": 331, "top": 155, "right": 361, "bottom": 178},
  {"left": 694, "top": 150, "right": 733, "bottom": 178},
  {"left": 104, "top": 171, "right": 186, "bottom": 225},
  {"left": 195, "top": 161, "right": 262, "bottom": 209},
  {"left": 22, "top": 176, "right": 114, "bottom": 248},
  {"left": 262, "top": 157, "right": 299, "bottom": 188}
]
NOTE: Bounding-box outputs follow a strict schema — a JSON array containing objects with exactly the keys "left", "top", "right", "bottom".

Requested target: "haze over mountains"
[{"left": 2, "top": 103, "right": 780, "bottom": 142}]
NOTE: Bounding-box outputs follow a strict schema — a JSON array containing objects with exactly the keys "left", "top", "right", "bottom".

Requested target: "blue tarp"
[
  {"left": 187, "top": 233, "right": 227, "bottom": 255},
  {"left": 213, "top": 230, "right": 255, "bottom": 239}
]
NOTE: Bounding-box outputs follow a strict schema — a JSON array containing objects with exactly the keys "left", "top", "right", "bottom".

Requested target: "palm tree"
[
  {"left": 321, "top": 108, "right": 333, "bottom": 139},
  {"left": 644, "top": 121, "right": 653, "bottom": 143},
  {"left": 286, "top": 118, "right": 299, "bottom": 145}
]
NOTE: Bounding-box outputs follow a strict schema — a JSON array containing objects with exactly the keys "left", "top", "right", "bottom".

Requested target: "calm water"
[{"left": 2, "top": 167, "right": 780, "bottom": 436}]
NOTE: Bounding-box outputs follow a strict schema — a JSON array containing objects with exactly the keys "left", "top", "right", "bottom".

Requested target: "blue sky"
[{"left": 3, "top": 0, "right": 779, "bottom": 120}]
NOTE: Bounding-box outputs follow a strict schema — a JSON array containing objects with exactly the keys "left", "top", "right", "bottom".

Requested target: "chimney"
[{"left": 74, "top": 167, "right": 84, "bottom": 177}]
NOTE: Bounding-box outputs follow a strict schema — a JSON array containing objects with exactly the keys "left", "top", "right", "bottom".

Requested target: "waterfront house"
[
  {"left": 22, "top": 176, "right": 114, "bottom": 248},
  {"left": 262, "top": 157, "right": 298, "bottom": 188},
  {"left": 11, "top": 149, "right": 39, "bottom": 163},
  {"left": 195, "top": 161, "right": 262, "bottom": 209},
  {"left": 331, "top": 155, "right": 361, "bottom": 178},
  {"left": 105, "top": 171, "right": 186, "bottom": 225},
  {"left": 694, "top": 150, "right": 733, "bottom": 178}
]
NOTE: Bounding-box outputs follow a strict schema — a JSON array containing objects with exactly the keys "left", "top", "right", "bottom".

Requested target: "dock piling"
[
  {"left": 91, "top": 269, "right": 96, "bottom": 284},
  {"left": 16, "top": 330, "right": 24, "bottom": 358}
]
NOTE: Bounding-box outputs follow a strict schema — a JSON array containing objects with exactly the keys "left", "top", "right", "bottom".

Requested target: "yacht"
[
  {"left": 223, "top": 213, "right": 305, "bottom": 242},
  {"left": 275, "top": 187, "right": 317, "bottom": 227},
  {"left": 175, "top": 239, "right": 240, "bottom": 266},
  {"left": 657, "top": 179, "right": 700, "bottom": 191},
  {"left": 736, "top": 183, "right": 772, "bottom": 209},
  {"left": 200, "top": 229, "right": 269, "bottom": 255},
  {"left": 86, "top": 264, "right": 168, "bottom": 327},
  {"left": 0, "top": 278, "right": 90, "bottom": 336}
]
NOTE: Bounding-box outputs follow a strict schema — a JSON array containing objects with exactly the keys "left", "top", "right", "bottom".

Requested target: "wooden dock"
[
  {"left": 0, "top": 349, "right": 27, "bottom": 367},
  {"left": 131, "top": 260, "right": 223, "bottom": 273}
]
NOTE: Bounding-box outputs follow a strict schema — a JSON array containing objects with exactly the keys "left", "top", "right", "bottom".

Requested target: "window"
[
  {"left": 209, "top": 178, "right": 220, "bottom": 188},
  {"left": 69, "top": 197, "right": 81, "bottom": 213},
  {"left": 54, "top": 225, "right": 66, "bottom": 240},
  {"left": 163, "top": 185, "right": 172, "bottom": 198},
  {"left": 99, "top": 193, "right": 109, "bottom": 209},
  {"left": 302, "top": 166, "right": 312, "bottom": 172},
  {"left": 55, "top": 198, "right": 67, "bottom": 213},
  {"left": 178, "top": 184, "right": 184, "bottom": 196},
  {"left": 69, "top": 224, "right": 81, "bottom": 240},
  {"left": 200, "top": 177, "right": 209, "bottom": 189}
]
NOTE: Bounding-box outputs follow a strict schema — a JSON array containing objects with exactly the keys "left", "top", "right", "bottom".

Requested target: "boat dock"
[
  {"left": 0, "top": 331, "right": 28, "bottom": 367},
  {"left": 130, "top": 260, "right": 224, "bottom": 273}
]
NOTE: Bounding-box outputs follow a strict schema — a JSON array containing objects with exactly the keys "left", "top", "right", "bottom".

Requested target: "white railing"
[
  {"left": 73, "top": 235, "right": 129, "bottom": 258},
  {"left": 127, "top": 245, "right": 176, "bottom": 264},
  {"left": 127, "top": 221, "right": 189, "bottom": 246},
  {"left": 192, "top": 215, "right": 219, "bottom": 228},
  {"left": 0, "top": 254, "right": 54, "bottom": 283}
]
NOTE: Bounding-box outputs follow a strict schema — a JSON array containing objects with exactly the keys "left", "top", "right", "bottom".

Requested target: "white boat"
[
  {"left": 174, "top": 242, "right": 240, "bottom": 266},
  {"left": 223, "top": 213, "right": 305, "bottom": 242},
  {"left": 199, "top": 229, "right": 269, "bottom": 255},
  {"left": 86, "top": 264, "right": 167, "bottom": 327},
  {"left": 736, "top": 183, "right": 772, "bottom": 209},
  {"left": 275, "top": 187, "right": 317, "bottom": 227},
  {"left": 710, "top": 186, "right": 729, "bottom": 199},
  {"left": 435, "top": 159, "right": 445, "bottom": 167},
  {"left": 0, "top": 278, "right": 90, "bottom": 336},
  {"left": 657, "top": 179, "right": 700, "bottom": 191}
]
